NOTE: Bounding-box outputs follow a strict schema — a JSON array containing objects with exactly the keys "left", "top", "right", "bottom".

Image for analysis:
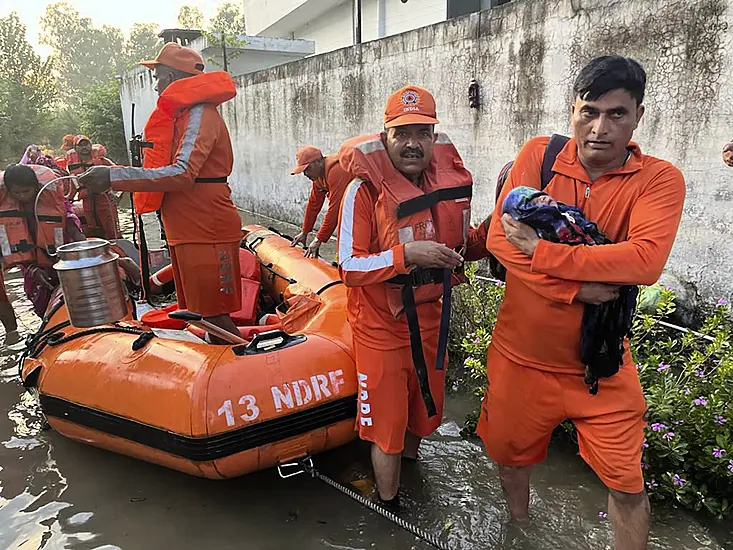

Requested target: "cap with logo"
[
  {"left": 141, "top": 42, "right": 206, "bottom": 76},
  {"left": 291, "top": 146, "right": 323, "bottom": 175},
  {"left": 383, "top": 85, "right": 440, "bottom": 129}
]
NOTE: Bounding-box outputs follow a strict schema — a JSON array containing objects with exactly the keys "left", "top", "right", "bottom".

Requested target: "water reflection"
[{"left": 0, "top": 207, "right": 728, "bottom": 549}]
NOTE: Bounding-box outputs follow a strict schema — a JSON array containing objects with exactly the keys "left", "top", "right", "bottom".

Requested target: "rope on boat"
[{"left": 300, "top": 459, "right": 452, "bottom": 550}]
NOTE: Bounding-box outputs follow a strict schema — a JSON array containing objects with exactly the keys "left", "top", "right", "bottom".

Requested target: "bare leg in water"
[
  {"left": 371, "top": 444, "right": 401, "bottom": 501},
  {"left": 204, "top": 313, "right": 241, "bottom": 345},
  {"left": 0, "top": 301, "right": 19, "bottom": 345},
  {"left": 609, "top": 489, "right": 650, "bottom": 550},
  {"left": 499, "top": 464, "right": 533, "bottom": 520}
]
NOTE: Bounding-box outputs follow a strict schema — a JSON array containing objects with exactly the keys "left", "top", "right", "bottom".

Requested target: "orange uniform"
[
  {"left": 477, "top": 136, "right": 686, "bottom": 493},
  {"left": 301, "top": 155, "right": 352, "bottom": 243},
  {"left": 109, "top": 53, "right": 242, "bottom": 317}
]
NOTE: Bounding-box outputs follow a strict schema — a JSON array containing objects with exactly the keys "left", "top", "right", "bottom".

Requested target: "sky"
[{"left": 0, "top": 0, "right": 231, "bottom": 57}]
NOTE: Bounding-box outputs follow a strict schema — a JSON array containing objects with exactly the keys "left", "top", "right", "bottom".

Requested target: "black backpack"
[{"left": 488, "top": 134, "right": 570, "bottom": 281}]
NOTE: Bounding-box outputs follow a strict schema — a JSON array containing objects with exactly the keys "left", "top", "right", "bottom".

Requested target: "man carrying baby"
[{"left": 477, "top": 55, "right": 686, "bottom": 550}]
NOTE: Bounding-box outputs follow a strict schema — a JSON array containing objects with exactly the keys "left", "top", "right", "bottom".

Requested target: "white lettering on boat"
[
  {"left": 217, "top": 395, "right": 261, "bottom": 427},
  {"left": 272, "top": 369, "right": 346, "bottom": 413}
]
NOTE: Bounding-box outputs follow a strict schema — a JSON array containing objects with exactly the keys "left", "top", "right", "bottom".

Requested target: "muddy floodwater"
[{"left": 0, "top": 208, "right": 730, "bottom": 550}]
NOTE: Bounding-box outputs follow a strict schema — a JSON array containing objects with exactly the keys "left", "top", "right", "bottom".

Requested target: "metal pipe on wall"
[{"left": 353, "top": 0, "right": 362, "bottom": 45}]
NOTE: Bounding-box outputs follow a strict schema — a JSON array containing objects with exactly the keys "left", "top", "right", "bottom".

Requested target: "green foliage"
[
  {"left": 208, "top": 2, "right": 246, "bottom": 36},
  {"left": 453, "top": 276, "right": 733, "bottom": 518},
  {"left": 0, "top": 12, "right": 57, "bottom": 165},
  {"left": 40, "top": 3, "right": 126, "bottom": 98},
  {"left": 178, "top": 6, "right": 205, "bottom": 30},
  {"left": 124, "top": 23, "right": 164, "bottom": 69},
  {"left": 78, "top": 81, "right": 126, "bottom": 164}
]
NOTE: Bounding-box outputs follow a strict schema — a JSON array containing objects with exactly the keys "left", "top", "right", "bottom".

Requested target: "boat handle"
[
  {"left": 232, "top": 330, "right": 306, "bottom": 356},
  {"left": 277, "top": 456, "right": 313, "bottom": 479}
]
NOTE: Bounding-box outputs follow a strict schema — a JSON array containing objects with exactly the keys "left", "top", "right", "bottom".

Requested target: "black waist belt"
[
  {"left": 195, "top": 177, "right": 228, "bottom": 183},
  {"left": 388, "top": 267, "right": 452, "bottom": 418},
  {"left": 67, "top": 163, "right": 94, "bottom": 172}
]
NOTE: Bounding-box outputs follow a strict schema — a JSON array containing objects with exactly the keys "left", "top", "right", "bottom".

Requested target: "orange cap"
[
  {"left": 140, "top": 42, "right": 205, "bottom": 75},
  {"left": 74, "top": 134, "right": 91, "bottom": 146},
  {"left": 291, "top": 146, "right": 323, "bottom": 175},
  {"left": 384, "top": 85, "right": 439, "bottom": 128}
]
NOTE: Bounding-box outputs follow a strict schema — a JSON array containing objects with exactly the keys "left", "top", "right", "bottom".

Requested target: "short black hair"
[
  {"left": 4, "top": 164, "right": 39, "bottom": 190},
  {"left": 573, "top": 56, "right": 646, "bottom": 105}
]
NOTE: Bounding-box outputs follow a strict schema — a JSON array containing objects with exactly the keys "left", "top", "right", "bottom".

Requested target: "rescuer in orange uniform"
[
  {"left": 78, "top": 43, "right": 243, "bottom": 344},
  {"left": 477, "top": 56, "right": 686, "bottom": 549},
  {"left": 290, "top": 146, "right": 352, "bottom": 258},
  {"left": 338, "top": 85, "right": 488, "bottom": 506}
]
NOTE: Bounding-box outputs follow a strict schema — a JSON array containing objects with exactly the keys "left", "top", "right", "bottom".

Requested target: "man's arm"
[
  {"left": 531, "top": 164, "right": 686, "bottom": 285},
  {"left": 109, "top": 104, "right": 218, "bottom": 193},
  {"left": 316, "top": 165, "right": 351, "bottom": 243},
  {"left": 487, "top": 138, "right": 582, "bottom": 304},
  {"left": 338, "top": 179, "right": 410, "bottom": 287},
  {"left": 302, "top": 183, "right": 327, "bottom": 234}
]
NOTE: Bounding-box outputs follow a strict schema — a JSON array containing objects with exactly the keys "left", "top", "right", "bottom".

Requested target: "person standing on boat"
[
  {"left": 78, "top": 42, "right": 243, "bottom": 344},
  {"left": 66, "top": 136, "right": 121, "bottom": 240},
  {"left": 290, "top": 146, "right": 351, "bottom": 258},
  {"left": 477, "top": 56, "right": 685, "bottom": 550},
  {"left": 337, "top": 85, "right": 489, "bottom": 507}
]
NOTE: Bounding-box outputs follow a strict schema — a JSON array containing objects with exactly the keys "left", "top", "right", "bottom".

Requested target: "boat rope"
[{"left": 299, "top": 459, "right": 451, "bottom": 550}]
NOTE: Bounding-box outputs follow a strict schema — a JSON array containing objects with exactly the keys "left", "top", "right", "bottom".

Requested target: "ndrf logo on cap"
[{"left": 384, "top": 85, "right": 440, "bottom": 129}]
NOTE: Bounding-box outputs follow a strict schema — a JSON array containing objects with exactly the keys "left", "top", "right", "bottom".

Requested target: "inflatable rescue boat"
[{"left": 20, "top": 226, "right": 357, "bottom": 479}]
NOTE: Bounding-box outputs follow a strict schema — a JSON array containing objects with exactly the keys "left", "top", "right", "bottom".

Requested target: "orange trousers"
[{"left": 477, "top": 345, "right": 647, "bottom": 493}]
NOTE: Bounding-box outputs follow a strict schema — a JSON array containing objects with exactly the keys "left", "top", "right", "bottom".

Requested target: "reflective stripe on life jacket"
[{"left": 0, "top": 165, "right": 67, "bottom": 269}]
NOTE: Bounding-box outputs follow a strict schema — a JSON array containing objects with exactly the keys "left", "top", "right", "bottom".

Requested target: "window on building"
[{"left": 447, "top": 0, "right": 482, "bottom": 19}]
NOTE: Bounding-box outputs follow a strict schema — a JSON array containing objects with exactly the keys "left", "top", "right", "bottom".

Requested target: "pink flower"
[
  {"left": 662, "top": 432, "right": 675, "bottom": 440},
  {"left": 598, "top": 511, "right": 608, "bottom": 519},
  {"left": 694, "top": 397, "right": 708, "bottom": 407},
  {"left": 728, "top": 461, "right": 733, "bottom": 473},
  {"left": 717, "top": 298, "right": 729, "bottom": 307},
  {"left": 715, "top": 415, "right": 727, "bottom": 425},
  {"left": 646, "top": 479, "right": 659, "bottom": 490},
  {"left": 671, "top": 474, "right": 686, "bottom": 486},
  {"left": 651, "top": 423, "right": 666, "bottom": 432},
  {"left": 713, "top": 448, "right": 726, "bottom": 458},
  {"left": 657, "top": 363, "right": 671, "bottom": 372}
]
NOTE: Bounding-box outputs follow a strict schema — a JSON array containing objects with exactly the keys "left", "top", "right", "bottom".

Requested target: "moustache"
[{"left": 400, "top": 148, "right": 424, "bottom": 158}]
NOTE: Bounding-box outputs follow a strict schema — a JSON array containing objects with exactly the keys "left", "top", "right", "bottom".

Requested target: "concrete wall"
[{"left": 223, "top": 0, "right": 733, "bottom": 306}]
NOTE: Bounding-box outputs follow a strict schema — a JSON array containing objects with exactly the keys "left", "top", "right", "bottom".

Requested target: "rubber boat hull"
[{"left": 21, "top": 226, "right": 357, "bottom": 479}]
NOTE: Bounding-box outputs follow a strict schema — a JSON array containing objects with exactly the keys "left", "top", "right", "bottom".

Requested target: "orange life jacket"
[
  {"left": 133, "top": 71, "right": 237, "bottom": 215},
  {"left": 339, "top": 132, "right": 472, "bottom": 317},
  {"left": 0, "top": 165, "right": 67, "bottom": 269},
  {"left": 65, "top": 147, "right": 108, "bottom": 176}
]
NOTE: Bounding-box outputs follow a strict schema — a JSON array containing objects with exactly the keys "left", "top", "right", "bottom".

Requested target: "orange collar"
[{"left": 554, "top": 138, "right": 643, "bottom": 183}]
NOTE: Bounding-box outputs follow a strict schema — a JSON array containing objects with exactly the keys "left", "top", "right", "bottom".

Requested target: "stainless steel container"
[{"left": 53, "top": 240, "right": 128, "bottom": 328}]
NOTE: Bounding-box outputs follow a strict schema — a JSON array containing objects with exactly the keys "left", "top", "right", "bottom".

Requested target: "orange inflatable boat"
[{"left": 20, "top": 226, "right": 357, "bottom": 479}]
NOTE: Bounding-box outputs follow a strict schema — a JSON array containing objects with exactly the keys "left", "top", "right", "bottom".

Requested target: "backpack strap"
[{"left": 540, "top": 134, "right": 570, "bottom": 190}]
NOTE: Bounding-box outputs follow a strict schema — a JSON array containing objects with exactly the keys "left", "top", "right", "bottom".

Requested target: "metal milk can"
[{"left": 53, "top": 240, "right": 128, "bottom": 328}]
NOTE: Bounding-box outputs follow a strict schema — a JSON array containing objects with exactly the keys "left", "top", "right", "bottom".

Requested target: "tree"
[
  {"left": 208, "top": 2, "right": 246, "bottom": 36},
  {"left": 0, "top": 12, "right": 57, "bottom": 165},
  {"left": 124, "top": 23, "right": 163, "bottom": 68},
  {"left": 178, "top": 6, "right": 204, "bottom": 30},
  {"left": 78, "top": 80, "right": 126, "bottom": 164},
  {"left": 40, "top": 3, "right": 125, "bottom": 98}
]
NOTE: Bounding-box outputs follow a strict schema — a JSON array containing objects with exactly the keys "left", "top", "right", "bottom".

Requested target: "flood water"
[{"left": 0, "top": 208, "right": 730, "bottom": 550}]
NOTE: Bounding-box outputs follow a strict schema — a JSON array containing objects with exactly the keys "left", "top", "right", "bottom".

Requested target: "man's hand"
[
  {"left": 304, "top": 238, "right": 322, "bottom": 258},
  {"left": 77, "top": 166, "right": 112, "bottom": 194},
  {"left": 501, "top": 214, "right": 540, "bottom": 257},
  {"left": 576, "top": 282, "right": 621, "bottom": 305},
  {"left": 290, "top": 231, "right": 309, "bottom": 248},
  {"left": 404, "top": 241, "right": 463, "bottom": 269},
  {"left": 723, "top": 142, "right": 733, "bottom": 167}
]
